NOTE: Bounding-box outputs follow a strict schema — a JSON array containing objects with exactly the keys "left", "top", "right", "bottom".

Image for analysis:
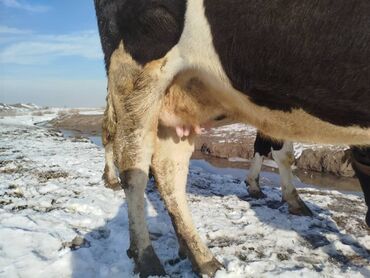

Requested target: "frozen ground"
[{"left": 0, "top": 110, "right": 369, "bottom": 278}]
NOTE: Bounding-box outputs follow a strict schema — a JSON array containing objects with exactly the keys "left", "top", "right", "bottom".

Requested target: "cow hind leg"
[
  {"left": 272, "top": 142, "right": 313, "bottom": 216},
  {"left": 152, "top": 126, "right": 223, "bottom": 277}
]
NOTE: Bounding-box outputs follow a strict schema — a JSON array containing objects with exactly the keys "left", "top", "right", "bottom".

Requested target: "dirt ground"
[{"left": 49, "top": 114, "right": 102, "bottom": 135}]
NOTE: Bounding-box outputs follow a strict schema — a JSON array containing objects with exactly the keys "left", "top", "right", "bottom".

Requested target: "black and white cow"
[{"left": 94, "top": 1, "right": 370, "bottom": 276}]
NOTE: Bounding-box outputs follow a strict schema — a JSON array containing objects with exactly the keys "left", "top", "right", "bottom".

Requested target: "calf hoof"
[
  {"left": 102, "top": 174, "right": 121, "bottom": 191},
  {"left": 196, "top": 257, "right": 223, "bottom": 278},
  {"left": 247, "top": 187, "right": 266, "bottom": 199},
  {"left": 178, "top": 243, "right": 188, "bottom": 260},
  {"left": 287, "top": 198, "right": 313, "bottom": 216},
  {"left": 133, "top": 246, "right": 166, "bottom": 278}
]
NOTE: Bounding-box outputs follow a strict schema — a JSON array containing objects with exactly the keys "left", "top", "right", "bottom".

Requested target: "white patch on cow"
[
  {"left": 272, "top": 142, "right": 313, "bottom": 215},
  {"left": 271, "top": 142, "right": 297, "bottom": 200},
  {"left": 247, "top": 152, "right": 264, "bottom": 193},
  {"left": 272, "top": 142, "right": 294, "bottom": 192},
  {"left": 178, "top": 0, "right": 230, "bottom": 84}
]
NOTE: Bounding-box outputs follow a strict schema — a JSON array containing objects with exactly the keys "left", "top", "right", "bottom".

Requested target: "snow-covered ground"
[{"left": 0, "top": 111, "right": 369, "bottom": 278}]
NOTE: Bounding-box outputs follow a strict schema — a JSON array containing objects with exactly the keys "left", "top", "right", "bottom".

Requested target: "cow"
[{"left": 94, "top": 0, "right": 370, "bottom": 277}]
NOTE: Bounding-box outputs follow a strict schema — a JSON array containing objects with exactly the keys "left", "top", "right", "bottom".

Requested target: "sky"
[{"left": 0, "top": 0, "right": 107, "bottom": 107}]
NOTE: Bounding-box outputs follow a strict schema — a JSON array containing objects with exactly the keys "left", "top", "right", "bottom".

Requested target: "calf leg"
[
  {"left": 108, "top": 44, "right": 169, "bottom": 277},
  {"left": 351, "top": 146, "right": 370, "bottom": 227},
  {"left": 272, "top": 142, "right": 313, "bottom": 216},
  {"left": 102, "top": 141, "right": 121, "bottom": 190},
  {"left": 102, "top": 94, "right": 120, "bottom": 190},
  {"left": 152, "top": 126, "right": 223, "bottom": 277}
]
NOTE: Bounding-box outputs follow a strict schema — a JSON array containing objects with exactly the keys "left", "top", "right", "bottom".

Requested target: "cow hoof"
[
  {"left": 287, "top": 198, "right": 313, "bottom": 216},
  {"left": 196, "top": 257, "right": 223, "bottom": 277},
  {"left": 248, "top": 188, "right": 266, "bottom": 199},
  {"left": 134, "top": 246, "right": 166, "bottom": 278}
]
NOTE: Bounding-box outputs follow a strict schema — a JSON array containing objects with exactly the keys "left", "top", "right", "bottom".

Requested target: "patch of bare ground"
[
  {"left": 35, "top": 170, "right": 69, "bottom": 183},
  {"left": 51, "top": 113, "right": 102, "bottom": 135},
  {"left": 298, "top": 189, "right": 369, "bottom": 236},
  {"left": 0, "top": 159, "right": 68, "bottom": 182},
  {"left": 328, "top": 198, "right": 370, "bottom": 236},
  {"left": 0, "top": 163, "right": 24, "bottom": 174}
]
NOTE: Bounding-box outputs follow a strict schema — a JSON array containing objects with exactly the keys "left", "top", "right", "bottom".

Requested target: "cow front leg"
[
  {"left": 272, "top": 142, "right": 313, "bottom": 216},
  {"left": 152, "top": 126, "right": 223, "bottom": 277}
]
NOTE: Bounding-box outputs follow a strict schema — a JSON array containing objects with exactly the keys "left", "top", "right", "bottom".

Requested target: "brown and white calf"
[{"left": 94, "top": 0, "right": 370, "bottom": 277}]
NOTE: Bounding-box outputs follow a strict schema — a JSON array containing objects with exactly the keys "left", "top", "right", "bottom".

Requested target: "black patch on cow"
[
  {"left": 351, "top": 146, "right": 370, "bottom": 226},
  {"left": 254, "top": 132, "right": 283, "bottom": 157},
  {"left": 94, "top": 0, "right": 186, "bottom": 71},
  {"left": 204, "top": 0, "right": 370, "bottom": 128}
]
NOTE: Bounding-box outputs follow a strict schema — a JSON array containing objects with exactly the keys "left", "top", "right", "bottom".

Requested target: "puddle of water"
[
  {"left": 192, "top": 152, "right": 361, "bottom": 194},
  {"left": 61, "top": 129, "right": 102, "bottom": 146},
  {"left": 59, "top": 129, "right": 361, "bottom": 195}
]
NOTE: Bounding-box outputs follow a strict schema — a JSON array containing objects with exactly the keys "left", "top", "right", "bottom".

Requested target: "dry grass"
[
  {"left": 57, "top": 110, "right": 68, "bottom": 117},
  {"left": 32, "top": 111, "right": 44, "bottom": 116},
  {"left": 0, "top": 164, "right": 24, "bottom": 174},
  {"left": 36, "top": 170, "right": 69, "bottom": 182},
  {"left": 68, "top": 108, "right": 80, "bottom": 115}
]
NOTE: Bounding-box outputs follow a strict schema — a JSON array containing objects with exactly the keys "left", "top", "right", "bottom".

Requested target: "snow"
[
  {"left": 0, "top": 103, "right": 40, "bottom": 112},
  {"left": 0, "top": 111, "right": 369, "bottom": 278}
]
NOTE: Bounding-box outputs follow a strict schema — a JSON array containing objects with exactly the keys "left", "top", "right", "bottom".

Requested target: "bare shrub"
[
  {"left": 68, "top": 108, "right": 80, "bottom": 115},
  {"left": 32, "top": 111, "right": 44, "bottom": 116},
  {"left": 57, "top": 110, "right": 68, "bottom": 117},
  {"left": 42, "top": 110, "right": 54, "bottom": 114}
]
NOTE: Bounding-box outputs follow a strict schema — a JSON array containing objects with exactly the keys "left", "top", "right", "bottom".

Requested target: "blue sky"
[{"left": 0, "top": 0, "right": 107, "bottom": 107}]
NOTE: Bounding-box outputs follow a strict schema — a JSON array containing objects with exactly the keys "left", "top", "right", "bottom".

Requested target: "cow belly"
[
  {"left": 173, "top": 0, "right": 370, "bottom": 144},
  {"left": 178, "top": 70, "right": 370, "bottom": 145},
  {"left": 202, "top": 0, "right": 370, "bottom": 128}
]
